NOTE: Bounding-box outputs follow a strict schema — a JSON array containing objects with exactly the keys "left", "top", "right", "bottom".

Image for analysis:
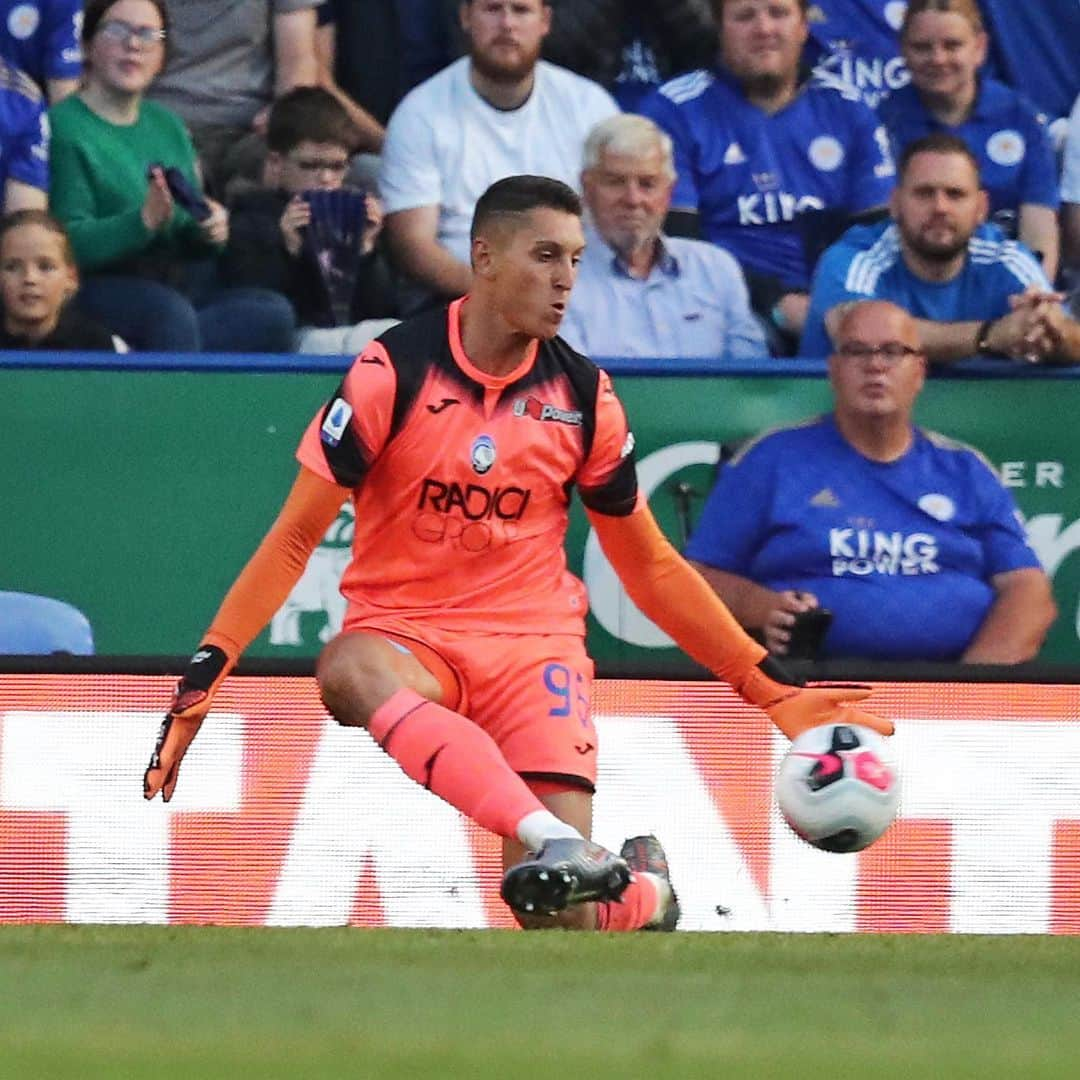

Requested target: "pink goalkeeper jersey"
[{"left": 296, "top": 298, "right": 639, "bottom": 636}]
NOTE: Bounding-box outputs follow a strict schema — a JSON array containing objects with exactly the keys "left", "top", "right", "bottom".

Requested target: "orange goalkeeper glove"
[
  {"left": 143, "top": 644, "right": 232, "bottom": 802},
  {"left": 733, "top": 656, "right": 894, "bottom": 741}
]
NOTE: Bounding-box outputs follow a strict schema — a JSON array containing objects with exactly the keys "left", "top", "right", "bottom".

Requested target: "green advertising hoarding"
[{"left": 4, "top": 364, "right": 1079, "bottom": 666}]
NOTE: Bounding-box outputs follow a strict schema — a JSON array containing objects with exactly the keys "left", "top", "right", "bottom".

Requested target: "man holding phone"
[{"left": 685, "top": 300, "right": 1056, "bottom": 664}]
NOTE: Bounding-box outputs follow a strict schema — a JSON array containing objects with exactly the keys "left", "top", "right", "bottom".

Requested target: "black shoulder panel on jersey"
[
  {"left": 377, "top": 307, "right": 484, "bottom": 439},
  {"left": 318, "top": 382, "right": 372, "bottom": 488},
  {"left": 516, "top": 335, "right": 601, "bottom": 460},
  {"left": 579, "top": 454, "right": 638, "bottom": 517},
  {"left": 539, "top": 339, "right": 639, "bottom": 516}
]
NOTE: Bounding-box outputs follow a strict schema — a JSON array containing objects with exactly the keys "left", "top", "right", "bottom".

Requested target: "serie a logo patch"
[{"left": 321, "top": 398, "right": 353, "bottom": 448}]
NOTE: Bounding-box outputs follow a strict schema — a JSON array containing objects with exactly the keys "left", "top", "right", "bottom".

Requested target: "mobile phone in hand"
[
  {"left": 785, "top": 607, "right": 833, "bottom": 660},
  {"left": 147, "top": 163, "right": 212, "bottom": 222}
]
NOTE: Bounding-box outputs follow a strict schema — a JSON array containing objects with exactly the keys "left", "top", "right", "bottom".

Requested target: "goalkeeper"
[{"left": 146, "top": 175, "right": 893, "bottom": 931}]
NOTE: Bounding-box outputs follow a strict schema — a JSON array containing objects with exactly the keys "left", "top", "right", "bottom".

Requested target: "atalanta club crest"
[{"left": 471, "top": 434, "right": 496, "bottom": 475}]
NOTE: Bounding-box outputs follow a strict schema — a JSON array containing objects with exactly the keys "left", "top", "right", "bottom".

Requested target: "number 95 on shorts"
[{"left": 459, "top": 634, "right": 597, "bottom": 789}]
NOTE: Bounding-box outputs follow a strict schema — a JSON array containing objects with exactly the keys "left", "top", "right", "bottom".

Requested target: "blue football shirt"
[
  {"left": 880, "top": 79, "right": 1060, "bottom": 230},
  {"left": 685, "top": 415, "right": 1041, "bottom": 661},
  {"left": 0, "top": 1, "right": 82, "bottom": 89},
  {"left": 980, "top": 0, "right": 1080, "bottom": 124},
  {"left": 639, "top": 68, "right": 896, "bottom": 289},
  {"left": 800, "top": 220, "right": 1050, "bottom": 357},
  {"left": 0, "top": 55, "right": 48, "bottom": 195},
  {"left": 806, "top": 0, "right": 910, "bottom": 110}
]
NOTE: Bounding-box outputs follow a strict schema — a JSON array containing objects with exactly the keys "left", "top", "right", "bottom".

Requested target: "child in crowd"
[
  {"left": 0, "top": 209, "right": 124, "bottom": 351},
  {"left": 224, "top": 86, "right": 398, "bottom": 355}
]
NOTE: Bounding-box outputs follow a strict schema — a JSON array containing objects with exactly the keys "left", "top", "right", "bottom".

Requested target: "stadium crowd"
[
  {"left": 2, "top": 0, "right": 1077, "bottom": 925},
  {"left": 0, "top": 0, "right": 1076, "bottom": 358},
  {"left": 5, "top": 0, "right": 1080, "bottom": 663}
]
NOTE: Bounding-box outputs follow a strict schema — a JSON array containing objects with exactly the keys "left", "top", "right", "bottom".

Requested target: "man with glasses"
[
  {"left": 800, "top": 133, "right": 1077, "bottom": 362},
  {"left": 687, "top": 299, "right": 1055, "bottom": 662}
]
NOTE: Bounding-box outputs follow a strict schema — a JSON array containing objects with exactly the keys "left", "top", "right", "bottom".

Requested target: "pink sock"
[
  {"left": 367, "top": 688, "right": 545, "bottom": 839},
  {"left": 595, "top": 873, "right": 660, "bottom": 932}
]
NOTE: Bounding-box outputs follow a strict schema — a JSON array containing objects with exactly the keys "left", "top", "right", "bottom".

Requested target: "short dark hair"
[
  {"left": 267, "top": 87, "right": 356, "bottom": 154},
  {"left": 470, "top": 175, "right": 582, "bottom": 244},
  {"left": 83, "top": 0, "right": 170, "bottom": 46},
  {"left": 898, "top": 132, "right": 982, "bottom": 182}
]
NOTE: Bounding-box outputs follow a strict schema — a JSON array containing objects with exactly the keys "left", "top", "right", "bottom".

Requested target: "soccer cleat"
[
  {"left": 620, "top": 834, "right": 681, "bottom": 931},
  {"left": 500, "top": 838, "right": 632, "bottom": 917}
]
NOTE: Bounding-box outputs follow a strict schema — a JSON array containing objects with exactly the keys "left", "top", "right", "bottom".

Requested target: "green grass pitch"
[{"left": 2, "top": 926, "right": 1079, "bottom": 1078}]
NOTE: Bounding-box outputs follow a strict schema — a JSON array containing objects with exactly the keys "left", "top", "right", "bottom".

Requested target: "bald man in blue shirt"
[{"left": 688, "top": 299, "right": 1056, "bottom": 663}]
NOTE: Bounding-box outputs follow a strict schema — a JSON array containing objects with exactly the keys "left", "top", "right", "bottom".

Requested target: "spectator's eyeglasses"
[
  {"left": 836, "top": 342, "right": 923, "bottom": 362},
  {"left": 291, "top": 157, "right": 351, "bottom": 175},
  {"left": 98, "top": 19, "right": 167, "bottom": 46}
]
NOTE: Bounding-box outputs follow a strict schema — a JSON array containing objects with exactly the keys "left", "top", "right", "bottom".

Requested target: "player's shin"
[{"left": 366, "top": 688, "right": 552, "bottom": 840}]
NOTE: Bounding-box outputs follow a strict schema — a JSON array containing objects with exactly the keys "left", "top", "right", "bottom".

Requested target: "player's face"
[
  {"left": 720, "top": 0, "right": 808, "bottom": 86},
  {"left": 829, "top": 305, "right": 926, "bottom": 422},
  {"left": 461, "top": 0, "right": 551, "bottom": 84},
  {"left": 86, "top": 0, "right": 166, "bottom": 96},
  {"left": 481, "top": 207, "right": 585, "bottom": 339},
  {"left": 583, "top": 146, "right": 674, "bottom": 259},
  {"left": 0, "top": 224, "right": 77, "bottom": 335},
  {"left": 274, "top": 141, "right": 351, "bottom": 195},
  {"left": 892, "top": 151, "right": 988, "bottom": 262},
  {"left": 902, "top": 11, "right": 987, "bottom": 102}
]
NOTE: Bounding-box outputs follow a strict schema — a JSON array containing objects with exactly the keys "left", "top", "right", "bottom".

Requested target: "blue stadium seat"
[{"left": 0, "top": 592, "right": 95, "bottom": 655}]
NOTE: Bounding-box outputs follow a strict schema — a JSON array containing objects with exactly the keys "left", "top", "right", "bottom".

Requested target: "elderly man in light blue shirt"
[{"left": 559, "top": 113, "right": 769, "bottom": 364}]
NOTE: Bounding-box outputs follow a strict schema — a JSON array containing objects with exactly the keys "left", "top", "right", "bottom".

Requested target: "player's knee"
[{"left": 316, "top": 642, "right": 396, "bottom": 727}]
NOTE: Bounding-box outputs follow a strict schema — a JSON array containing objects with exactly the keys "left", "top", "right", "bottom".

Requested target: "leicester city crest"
[{"left": 471, "top": 434, "right": 496, "bottom": 475}]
